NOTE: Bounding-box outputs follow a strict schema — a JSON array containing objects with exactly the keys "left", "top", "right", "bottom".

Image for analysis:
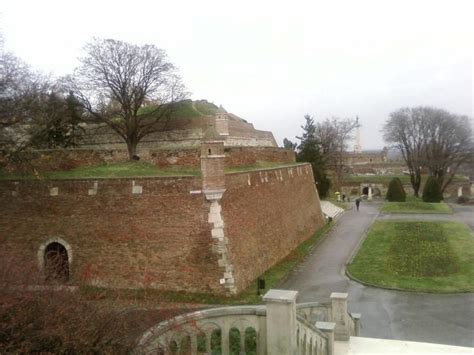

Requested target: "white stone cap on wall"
[
  {"left": 201, "top": 155, "right": 226, "bottom": 158},
  {"left": 331, "top": 292, "right": 348, "bottom": 300},
  {"left": 263, "top": 289, "right": 298, "bottom": 303},
  {"left": 316, "top": 322, "right": 336, "bottom": 331},
  {"left": 203, "top": 189, "right": 226, "bottom": 201}
]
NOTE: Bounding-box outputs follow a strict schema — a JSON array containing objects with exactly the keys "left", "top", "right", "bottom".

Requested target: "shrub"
[
  {"left": 422, "top": 177, "right": 443, "bottom": 202},
  {"left": 457, "top": 195, "right": 469, "bottom": 204},
  {"left": 385, "top": 177, "right": 406, "bottom": 202}
]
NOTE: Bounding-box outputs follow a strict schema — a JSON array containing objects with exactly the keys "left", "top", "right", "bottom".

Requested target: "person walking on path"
[{"left": 355, "top": 198, "right": 360, "bottom": 211}]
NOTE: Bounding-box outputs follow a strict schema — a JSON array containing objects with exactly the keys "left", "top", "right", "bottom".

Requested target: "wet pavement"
[{"left": 279, "top": 202, "right": 474, "bottom": 347}]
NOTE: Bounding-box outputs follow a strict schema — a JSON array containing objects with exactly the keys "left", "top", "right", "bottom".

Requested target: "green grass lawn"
[
  {"left": 0, "top": 161, "right": 201, "bottom": 180},
  {"left": 382, "top": 200, "right": 452, "bottom": 214},
  {"left": 348, "top": 221, "right": 474, "bottom": 292},
  {"left": 1, "top": 161, "right": 302, "bottom": 180}
]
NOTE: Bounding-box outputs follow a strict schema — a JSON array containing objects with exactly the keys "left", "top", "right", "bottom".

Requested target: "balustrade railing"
[{"left": 134, "top": 290, "right": 360, "bottom": 355}]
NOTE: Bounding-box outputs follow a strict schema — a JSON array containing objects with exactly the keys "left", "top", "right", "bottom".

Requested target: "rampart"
[
  {"left": 15, "top": 146, "right": 295, "bottom": 171},
  {"left": 0, "top": 163, "right": 324, "bottom": 294},
  {"left": 222, "top": 165, "right": 325, "bottom": 291}
]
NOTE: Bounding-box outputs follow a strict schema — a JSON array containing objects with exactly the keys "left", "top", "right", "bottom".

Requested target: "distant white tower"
[{"left": 353, "top": 116, "right": 362, "bottom": 153}]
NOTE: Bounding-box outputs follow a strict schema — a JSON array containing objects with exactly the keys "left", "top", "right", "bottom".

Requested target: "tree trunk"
[
  {"left": 126, "top": 139, "right": 138, "bottom": 160},
  {"left": 410, "top": 172, "right": 421, "bottom": 197}
]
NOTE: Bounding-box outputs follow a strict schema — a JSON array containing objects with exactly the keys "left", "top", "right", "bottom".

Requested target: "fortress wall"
[
  {"left": 13, "top": 147, "right": 295, "bottom": 171},
  {"left": 0, "top": 177, "right": 225, "bottom": 293},
  {"left": 222, "top": 163, "right": 325, "bottom": 291},
  {"left": 339, "top": 180, "right": 471, "bottom": 198},
  {"left": 224, "top": 147, "right": 295, "bottom": 167},
  {"left": 0, "top": 163, "right": 326, "bottom": 295}
]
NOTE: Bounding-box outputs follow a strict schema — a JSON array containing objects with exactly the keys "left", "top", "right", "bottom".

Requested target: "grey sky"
[{"left": 1, "top": 0, "right": 472, "bottom": 149}]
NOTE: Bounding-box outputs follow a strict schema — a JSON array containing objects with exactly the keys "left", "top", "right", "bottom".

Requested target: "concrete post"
[
  {"left": 330, "top": 292, "right": 349, "bottom": 340},
  {"left": 368, "top": 187, "right": 373, "bottom": 200},
  {"left": 316, "top": 321, "right": 336, "bottom": 355},
  {"left": 263, "top": 289, "right": 298, "bottom": 355},
  {"left": 351, "top": 313, "right": 361, "bottom": 336},
  {"left": 458, "top": 186, "right": 463, "bottom": 197}
]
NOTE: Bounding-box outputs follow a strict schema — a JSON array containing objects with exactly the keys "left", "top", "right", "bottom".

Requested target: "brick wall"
[
  {"left": 224, "top": 147, "right": 295, "bottom": 167},
  {"left": 222, "top": 164, "right": 325, "bottom": 291},
  {"left": 0, "top": 177, "right": 225, "bottom": 293},
  {"left": 0, "top": 163, "right": 325, "bottom": 294},
  {"left": 10, "top": 147, "right": 295, "bottom": 172}
]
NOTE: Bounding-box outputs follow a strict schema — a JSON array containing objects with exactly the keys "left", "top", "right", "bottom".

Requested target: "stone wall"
[
  {"left": 14, "top": 147, "right": 295, "bottom": 171},
  {"left": 222, "top": 164, "right": 325, "bottom": 291},
  {"left": 0, "top": 163, "right": 324, "bottom": 294},
  {"left": 339, "top": 179, "right": 471, "bottom": 199},
  {"left": 76, "top": 114, "right": 278, "bottom": 150}
]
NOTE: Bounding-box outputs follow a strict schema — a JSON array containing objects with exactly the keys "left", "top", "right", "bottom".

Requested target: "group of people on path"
[{"left": 340, "top": 192, "right": 362, "bottom": 211}]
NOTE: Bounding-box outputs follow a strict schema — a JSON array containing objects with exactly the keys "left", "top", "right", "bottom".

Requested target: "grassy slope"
[
  {"left": 0, "top": 162, "right": 201, "bottom": 180},
  {"left": 138, "top": 99, "right": 219, "bottom": 119},
  {"left": 1, "top": 161, "right": 303, "bottom": 180},
  {"left": 381, "top": 200, "right": 452, "bottom": 214},
  {"left": 348, "top": 221, "right": 474, "bottom": 292}
]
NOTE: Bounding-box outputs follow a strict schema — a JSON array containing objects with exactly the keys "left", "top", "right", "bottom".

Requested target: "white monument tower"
[{"left": 353, "top": 116, "right": 362, "bottom": 154}]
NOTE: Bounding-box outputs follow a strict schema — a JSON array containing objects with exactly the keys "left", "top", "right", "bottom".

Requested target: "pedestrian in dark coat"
[{"left": 355, "top": 198, "right": 360, "bottom": 211}]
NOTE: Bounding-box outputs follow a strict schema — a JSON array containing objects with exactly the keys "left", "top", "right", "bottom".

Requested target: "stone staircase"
[{"left": 320, "top": 200, "right": 345, "bottom": 220}]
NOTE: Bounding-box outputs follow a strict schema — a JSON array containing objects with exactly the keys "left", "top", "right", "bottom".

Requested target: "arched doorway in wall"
[
  {"left": 44, "top": 242, "right": 70, "bottom": 283},
  {"left": 372, "top": 187, "right": 382, "bottom": 197},
  {"left": 362, "top": 186, "right": 369, "bottom": 195}
]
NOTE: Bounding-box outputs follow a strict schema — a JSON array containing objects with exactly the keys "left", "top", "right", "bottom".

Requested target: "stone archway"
[
  {"left": 38, "top": 238, "right": 72, "bottom": 283},
  {"left": 44, "top": 242, "right": 69, "bottom": 282},
  {"left": 372, "top": 187, "right": 382, "bottom": 197}
]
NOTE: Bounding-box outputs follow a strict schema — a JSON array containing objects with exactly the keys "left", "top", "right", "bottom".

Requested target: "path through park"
[{"left": 279, "top": 201, "right": 474, "bottom": 347}]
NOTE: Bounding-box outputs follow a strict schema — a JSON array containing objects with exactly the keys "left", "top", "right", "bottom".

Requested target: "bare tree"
[
  {"left": 67, "top": 38, "right": 188, "bottom": 159},
  {"left": 383, "top": 107, "right": 472, "bottom": 196},
  {"left": 314, "top": 117, "right": 359, "bottom": 189},
  {"left": 422, "top": 109, "right": 472, "bottom": 192},
  {"left": 383, "top": 108, "right": 427, "bottom": 196},
  {"left": 0, "top": 51, "right": 50, "bottom": 164},
  {"left": 0, "top": 52, "right": 46, "bottom": 127}
]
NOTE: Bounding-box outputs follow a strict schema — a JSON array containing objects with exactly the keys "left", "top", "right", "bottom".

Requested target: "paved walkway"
[{"left": 279, "top": 202, "right": 474, "bottom": 348}]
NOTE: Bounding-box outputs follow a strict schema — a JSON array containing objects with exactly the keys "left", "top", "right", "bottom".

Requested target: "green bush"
[
  {"left": 385, "top": 177, "right": 406, "bottom": 202},
  {"left": 422, "top": 177, "right": 443, "bottom": 202}
]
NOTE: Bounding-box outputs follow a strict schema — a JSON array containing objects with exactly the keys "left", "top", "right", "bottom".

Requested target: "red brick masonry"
[{"left": 0, "top": 164, "right": 324, "bottom": 294}]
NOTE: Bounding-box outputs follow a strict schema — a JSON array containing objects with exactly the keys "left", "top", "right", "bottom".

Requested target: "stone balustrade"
[{"left": 134, "top": 289, "right": 359, "bottom": 355}]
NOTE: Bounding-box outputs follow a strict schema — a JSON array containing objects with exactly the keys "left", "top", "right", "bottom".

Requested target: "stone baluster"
[
  {"left": 240, "top": 327, "right": 246, "bottom": 354},
  {"left": 316, "top": 321, "right": 336, "bottom": 355},
  {"left": 263, "top": 289, "right": 298, "bottom": 355},
  {"left": 205, "top": 332, "right": 211, "bottom": 354},
  {"left": 221, "top": 324, "right": 230, "bottom": 355},
  {"left": 257, "top": 307, "right": 267, "bottom": 354},
  {"left": 190, "top": 335, "right": 197, "bottom": 355}
]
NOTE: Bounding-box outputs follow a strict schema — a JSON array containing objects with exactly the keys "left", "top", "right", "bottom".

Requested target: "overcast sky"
[{"left": 1, "top": 0, "right": 472, "bottom": 149}]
